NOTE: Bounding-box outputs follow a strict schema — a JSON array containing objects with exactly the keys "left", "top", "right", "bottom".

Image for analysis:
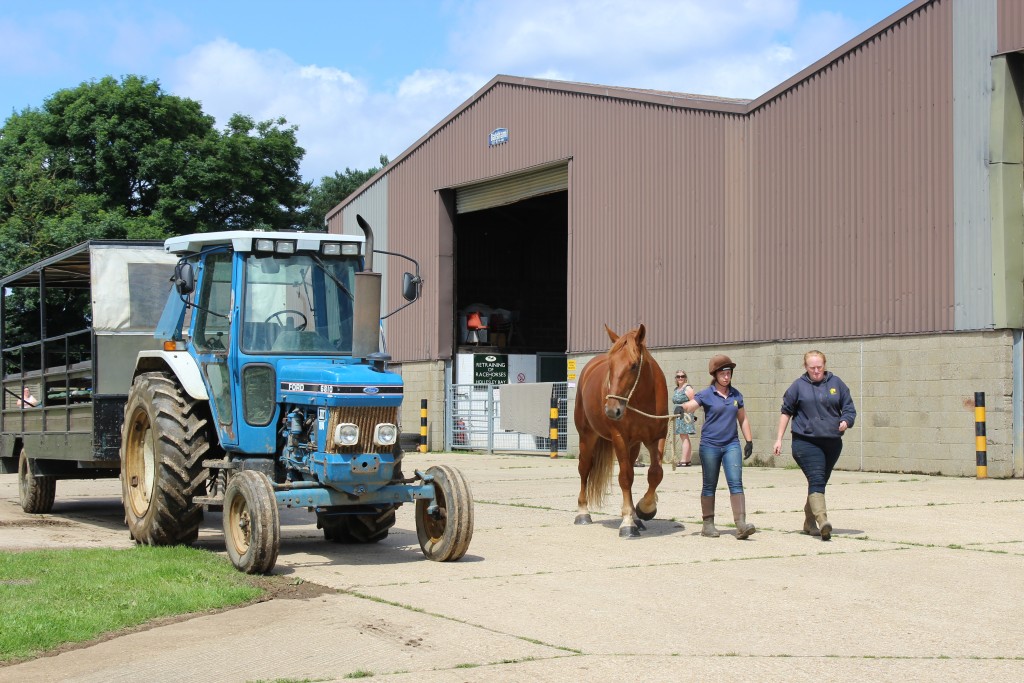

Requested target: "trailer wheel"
[
  {"left": 223, "top": 470, "right": 280, "bottom": 574},
  {"left": 121, "top": 372, "right": 208, "bottom": 545},
  {"left": 18, "top": 447, "right": 55, "bottom": 514},
  {"left": 319, "top": 507, "right": 397, "bottom": 543},
  {"left": 415, "top": 465, "right": 474, "bottom": 561}
]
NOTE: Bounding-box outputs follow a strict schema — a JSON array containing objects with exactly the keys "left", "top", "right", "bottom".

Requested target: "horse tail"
[{"left": 585, "top": 439, "right": 615, "bottom": 511}]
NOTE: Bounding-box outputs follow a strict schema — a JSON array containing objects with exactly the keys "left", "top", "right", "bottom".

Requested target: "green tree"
[
  {"left": 0, "top": 75, "right": 309, "bottom": 346},
  {"left": 0, "top": 75, "right": 309, "bottom": 275},
  {"left": 302, "top": 155, "right": 388, "bottom": 229}
]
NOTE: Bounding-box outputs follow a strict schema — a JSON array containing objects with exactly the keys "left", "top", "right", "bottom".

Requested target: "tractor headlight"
[
  {"left": 334, "top": 423, "right": 359, "bottom": 447},
  {"left": 374, "top": 423, "right": 398, "bottom": 446}
]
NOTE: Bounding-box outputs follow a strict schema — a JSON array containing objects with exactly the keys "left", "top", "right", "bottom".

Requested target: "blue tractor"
[{"left": 120, "top": 217, "right": 472, "bottom": 573}]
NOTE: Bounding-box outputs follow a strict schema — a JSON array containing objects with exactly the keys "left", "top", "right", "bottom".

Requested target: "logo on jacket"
[{"left": 829, "top": 388, "right": 837, "bottom": 394}]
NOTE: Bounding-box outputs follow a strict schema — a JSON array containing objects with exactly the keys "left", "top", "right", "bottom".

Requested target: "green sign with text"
[{"left": 474, "top": 353, "right": 508, "bottom": 385}]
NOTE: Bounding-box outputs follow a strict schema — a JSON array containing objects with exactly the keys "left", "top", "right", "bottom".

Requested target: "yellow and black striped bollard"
[
  {"left": 975, "top": 392, "right": 987, "bottom": 479},
  {"left": 549, "top": 390, "right": 559, "bottom": 459},
  {"left": 419, "top": 398, "right": 428, "bottom": 454}
]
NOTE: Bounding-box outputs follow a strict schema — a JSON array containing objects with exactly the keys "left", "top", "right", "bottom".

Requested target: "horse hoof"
[
  {"left": 636, "top": 507, "right": 656, "bottom": 522},
  {"left": 619, "top": 526, "right": 641, "bottom": 538},
  {"left": 634, "top": 518, "right": 647, "bottom": 531},
  {"left": 574, "top": 514, "right": 593, "bottom": 525}
]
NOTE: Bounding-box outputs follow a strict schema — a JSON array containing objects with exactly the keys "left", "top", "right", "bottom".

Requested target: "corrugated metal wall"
[
  {"left": 998, "top": 0, "right": 1024, "bottom": 52},
  {"left": 749, "top": 0, "right": 954, "bottom": 340},
  {"left": 329, "top": 0, "right": 1004, "bottom": 362}
]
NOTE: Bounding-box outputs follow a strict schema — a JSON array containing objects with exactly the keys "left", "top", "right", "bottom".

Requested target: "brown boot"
[
  {"left": 700, "top": 495, "right": 719, "bottom": 537},
  {"left": 808, "top": 492, "right": 832, "bottom": 541},
  {"left": 803, "top": 497, "right": 821, "bottom": 536},
  {"left": 730, "top": 493, "right": 756, "bottom": 539}
]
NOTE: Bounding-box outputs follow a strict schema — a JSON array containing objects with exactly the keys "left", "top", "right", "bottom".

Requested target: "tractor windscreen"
[{"left": 241, "top": 253, "right": 358, "bottom": 355}]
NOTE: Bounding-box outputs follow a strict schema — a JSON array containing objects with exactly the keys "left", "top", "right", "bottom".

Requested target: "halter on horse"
[{"left": 572, "top": 324, "right": 669, "bottom": 537}]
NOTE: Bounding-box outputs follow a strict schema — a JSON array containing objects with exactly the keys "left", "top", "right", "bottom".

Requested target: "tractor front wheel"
[
  {"left": 223, "top": 470, "right": 280, "bottom": 574},
  {"left": 415, "top": 465, "right": 473, "bottom": 561}
]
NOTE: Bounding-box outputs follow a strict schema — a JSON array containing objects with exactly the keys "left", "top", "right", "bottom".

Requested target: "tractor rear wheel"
[
  {"left": 120, "top": 372, "right": 208, "bottom": 545},
  {"left": 18, "top": 447, "right": 55, "bottom": 514},
  {"left": 223, "top": 470, "right": 280, "bottom": 574},
  {"left": 415, "top": 465, "right": 474, "bottom": 561},
  {"left": 319, "top": 507, "right": 397, "bottom": 543}
]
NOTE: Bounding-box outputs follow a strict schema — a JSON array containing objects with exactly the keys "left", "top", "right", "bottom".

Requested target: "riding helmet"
[{"left": 708, "top": 354, "right": 736, "bottom": 376}]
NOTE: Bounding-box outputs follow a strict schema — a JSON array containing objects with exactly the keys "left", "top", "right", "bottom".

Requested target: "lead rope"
[{"left": 604, "top": 351, "right": 682, "bottom": 465}]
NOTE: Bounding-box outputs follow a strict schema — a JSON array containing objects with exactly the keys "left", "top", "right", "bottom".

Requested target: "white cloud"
[
  {"left": 170, "top": 40, "right": 486, "bottom": 183},
  {"left": 445, "top": 0, "right": 861, "bottom": 98}
]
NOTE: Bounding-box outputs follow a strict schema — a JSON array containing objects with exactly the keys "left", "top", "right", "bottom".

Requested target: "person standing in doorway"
[
  {"left": 671, "top": 370, "right": 696, "bottom": 469},
  {"left": 771, "top": 350, "right": 856, "bottom": 541},
  {"left": 681, "top": 354, "right": 755, "bottom": 539}
]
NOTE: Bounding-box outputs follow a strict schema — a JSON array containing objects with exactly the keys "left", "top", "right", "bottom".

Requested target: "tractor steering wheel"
[{"left": 265, "top": 309, "right": 308, "bottom": 331}]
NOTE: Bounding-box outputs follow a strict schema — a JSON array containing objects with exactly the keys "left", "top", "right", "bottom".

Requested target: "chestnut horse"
[{"left": 573, "top": 324, "right": 668, "bottom": 537}]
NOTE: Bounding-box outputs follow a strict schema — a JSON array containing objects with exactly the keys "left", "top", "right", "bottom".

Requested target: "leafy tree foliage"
[
  {"left": 0, "top": 75, "right": 309, "bottom": 346},
  {"left": 0, "top": 75, "right": 308, "bottom": 277},
  {"left": 302, "top": 155, "right": 388, "bottom": 230}
]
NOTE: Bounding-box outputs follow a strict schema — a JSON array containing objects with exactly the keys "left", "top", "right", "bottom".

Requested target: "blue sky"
[{"left": 1, "top": 1, "right": 910, "bottom": 185}]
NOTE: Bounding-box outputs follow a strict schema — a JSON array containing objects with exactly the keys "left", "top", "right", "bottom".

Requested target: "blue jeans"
[
  {"left": 791, "top": 435, "right": 843, "bottom": 494},
  {"left": 699, "top": 442, "right": 744, "bottom": 496}
]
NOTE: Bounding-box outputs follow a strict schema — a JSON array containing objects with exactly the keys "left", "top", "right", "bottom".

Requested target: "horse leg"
[
  {"left": 575, "top": 431, "right": 598, "bottom": 525},
  {"left": 617, "top": 441, "right": 640, "bottom": 537},
  {"left": 636, "top": 437, "right": 666, "bottom": 521}
]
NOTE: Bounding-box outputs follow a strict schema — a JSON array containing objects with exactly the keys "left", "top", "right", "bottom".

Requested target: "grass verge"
[{"left": 0, "top": 545, "right": 262, "bottom": 662}]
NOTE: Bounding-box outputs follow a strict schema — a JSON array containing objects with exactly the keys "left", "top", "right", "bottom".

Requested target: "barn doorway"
[{"left": 453, "top": 188, "right": 568, "bottom": 384}]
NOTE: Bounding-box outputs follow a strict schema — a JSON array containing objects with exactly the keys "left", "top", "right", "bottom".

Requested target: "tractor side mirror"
[
  {"left": 174, "top": 262, "right": 195, "bottom": 296},
  {"left": 401, "top": 272, "right": 421, "bottom": 302}
]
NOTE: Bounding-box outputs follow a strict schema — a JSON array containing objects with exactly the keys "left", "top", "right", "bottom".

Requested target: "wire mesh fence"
[{"left": 446, "top": 382, "right": 568, "bottom": 454}]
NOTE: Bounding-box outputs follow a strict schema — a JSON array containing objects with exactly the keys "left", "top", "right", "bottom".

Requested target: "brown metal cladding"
[
  {"left": 749, "top": 0, "right": 953, "bottom": 341},
  {"left": 999, "top": 0, "right": 1024, "bottom": 52},
  {"left": 331, "top": 0, "right": 959, "bottom": 361}
]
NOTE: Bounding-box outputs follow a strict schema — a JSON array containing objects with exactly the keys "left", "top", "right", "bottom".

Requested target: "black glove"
[{"left": 744, "top": 440, "right": 753, "bottom": 460}]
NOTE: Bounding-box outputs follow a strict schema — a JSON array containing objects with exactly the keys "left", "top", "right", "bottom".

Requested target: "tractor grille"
[{"left": 325, "top": 406, "right": 398, "bottom": 454}]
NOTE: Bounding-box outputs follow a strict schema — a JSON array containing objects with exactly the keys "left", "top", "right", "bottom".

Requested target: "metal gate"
[{"left": 446, "top": 383, "right": 568, "bottom": 454}]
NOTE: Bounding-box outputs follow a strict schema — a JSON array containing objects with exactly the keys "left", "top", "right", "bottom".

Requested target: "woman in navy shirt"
[
  {"left": 772, "top": 350, "right": 856, "bottom": 541},
  {"left": 682, "top": 354, "right": 755, "bottom": 539}
]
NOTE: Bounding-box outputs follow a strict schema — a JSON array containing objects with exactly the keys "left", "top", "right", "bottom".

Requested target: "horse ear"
[
  {"left": 635, "top": 324, "right": 646, "bottom": 345},
  {"left": 604, "top": 324, "right": 619, "bottom": 343}
]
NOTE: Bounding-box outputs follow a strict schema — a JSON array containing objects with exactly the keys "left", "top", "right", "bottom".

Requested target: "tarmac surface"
[{"left": 1, "top": 451, "right": 1023, "bottom": 682}]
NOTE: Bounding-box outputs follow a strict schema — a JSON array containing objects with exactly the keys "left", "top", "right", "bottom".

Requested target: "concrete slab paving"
[{"left": 2, "top": 451, "right": 1023, "bottom": 682}]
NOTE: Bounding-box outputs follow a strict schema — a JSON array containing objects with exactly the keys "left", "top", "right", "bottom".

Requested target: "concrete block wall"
[
  {"left": 565, "top": 330, "right": 1018, "bottom": 478},
  {"left": 394, "top": 360, "right": 447, "bottom": 450}
]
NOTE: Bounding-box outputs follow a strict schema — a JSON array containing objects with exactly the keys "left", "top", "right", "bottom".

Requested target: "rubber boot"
[
  {"left": 700, "top": 495, "right": 719, "bottom": 537},
  {"left": 808, "top": 492, "right": 832, "bottom": 541},
  {"left": 730, "top": 493, "right": 756, "bottom": 539},
  {"left": 803, "top": 497, "right": 821, "bottom": 536}
]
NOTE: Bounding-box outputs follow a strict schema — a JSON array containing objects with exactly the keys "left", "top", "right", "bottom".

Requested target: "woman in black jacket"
[{"left": 772, "top": 350, "right": 856, "bottom": 540}]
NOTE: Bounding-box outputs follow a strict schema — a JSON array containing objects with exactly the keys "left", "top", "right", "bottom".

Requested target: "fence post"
[
  {"left": 549, "top": 387, "right": 559, "bottom": 458},
  {"left": 975, "top": 392, "right": 987, "bottom": 479},
  {"left": 419, "top": 398, "right": 428, "bottom": 453}
]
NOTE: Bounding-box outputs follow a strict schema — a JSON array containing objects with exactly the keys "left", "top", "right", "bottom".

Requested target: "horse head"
[{"left": 602, "top": 323, "right": 647, "bottom": 420}]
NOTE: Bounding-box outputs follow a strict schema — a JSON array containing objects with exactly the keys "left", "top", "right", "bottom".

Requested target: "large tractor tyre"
[
  {"left": 223, "top": 470, "right": 280, "bottom": 574},
  {"left": 319, "top": 507, "right": 397, "bottom": 544},
  {"left": 18, "top": 447, "right": 56, "bottom": 514},
  {"left": 120, "top": 372, "right": 209, "bottom": 546},
  {"left": 415, "top": 465, "right": 474, "bottom": 562}
]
